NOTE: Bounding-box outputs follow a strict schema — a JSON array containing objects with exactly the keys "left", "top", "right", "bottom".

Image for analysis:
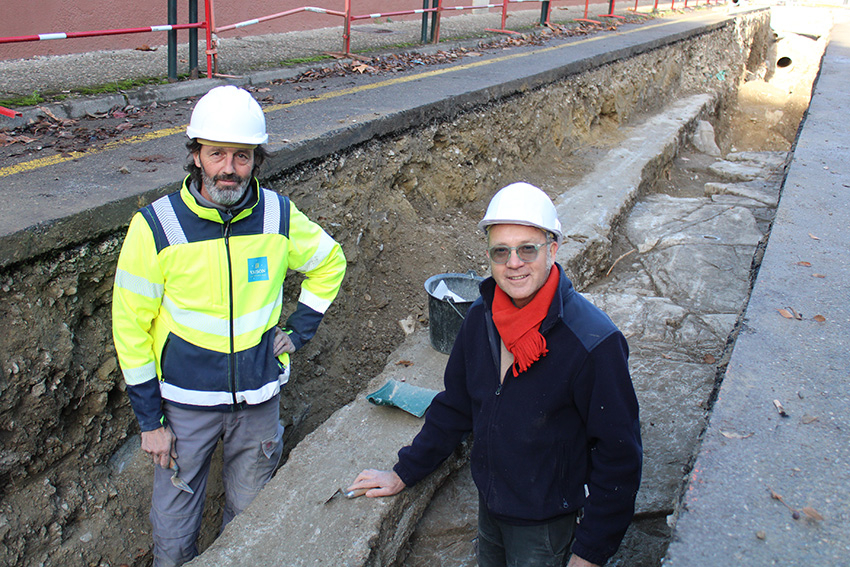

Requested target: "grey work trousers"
[{"left": 150, "top": 397, "right": 284, "bottom": 567}]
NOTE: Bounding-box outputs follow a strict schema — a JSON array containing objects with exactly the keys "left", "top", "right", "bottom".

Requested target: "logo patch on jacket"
[{"left": 248, "top": 257, "right": 269, "bottom": 282}]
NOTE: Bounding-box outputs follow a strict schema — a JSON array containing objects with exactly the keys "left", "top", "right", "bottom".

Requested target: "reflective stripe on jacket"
[{"left": 112, "top": 177, "right": 346, "bottom": 431}]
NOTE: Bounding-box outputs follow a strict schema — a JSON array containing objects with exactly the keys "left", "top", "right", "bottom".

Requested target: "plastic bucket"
[{"left": 424, "top": 272, "right": 484, "bottom": 354}]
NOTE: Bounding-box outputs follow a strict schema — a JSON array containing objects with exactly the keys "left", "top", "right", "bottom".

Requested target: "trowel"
[
  {"left": 323, "top": 487, "right": 368, "bottom": 504},
  {"left": 169, "top": 458, "right": 194, "bottom": 494}
]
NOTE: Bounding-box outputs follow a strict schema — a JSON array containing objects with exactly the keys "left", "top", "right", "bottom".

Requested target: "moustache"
[{"left": 214, "top": 173, "right": 248, "bottom": 184}]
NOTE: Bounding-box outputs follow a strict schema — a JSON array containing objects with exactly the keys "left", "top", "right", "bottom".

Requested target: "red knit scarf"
[{"left": 492, "top": 265, "right": 559, "bottom": 378}]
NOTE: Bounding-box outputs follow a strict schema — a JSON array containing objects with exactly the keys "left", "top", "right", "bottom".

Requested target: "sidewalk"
[
  {"left": 664, "top": 16, "right": 850, "bottom": 566},
  {"left": 0, "top": 3, "right": 616, "bottom": 102}
]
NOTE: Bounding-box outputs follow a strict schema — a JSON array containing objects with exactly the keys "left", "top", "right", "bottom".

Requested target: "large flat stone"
[
  {"left": 188, "top": 331, "right": 465, "bottom": 567},
  {"left": 625, "top": 195, "right": 763, "bottom": 313}
]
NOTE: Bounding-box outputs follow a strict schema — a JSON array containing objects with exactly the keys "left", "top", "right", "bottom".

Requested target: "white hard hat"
[
  {"left": 479, "top": 182, "right": 562, "bottom": 242},
  {"left": 186, "top": 85, "right": 268, "bottom": 146}
]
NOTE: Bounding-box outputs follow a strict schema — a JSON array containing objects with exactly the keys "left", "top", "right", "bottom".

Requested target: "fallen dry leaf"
[
  {"left": 813, "top": 315, "right": 826, "bottom": 322},
  {"left": 778, "top": 308, "right": 793, "bottom": 319},
  {"left": 703, "top": 353, "right": 716, "bottom": 364},
  {"left": 767, "top": 487, "right": 799, "bottom": 518},
  {"left": 131, "top": 154, "right": 173, "bottom": 163},
  {"left": 38, "top": 106, "right": 61, "bottom": 121},
  {"left": 808, "top": 233, "right": 820, "bottom": 240},
  {"left": 720, "top": 429, "right": 753, "bottom": 439},
  {"left": 796, "top": 261, "right": 812, "bottom": 267},
  {"left": 1, "top": 134, "right": 37, "bottom": 146},
  {"left": 812, "top": 273, "right": 826, "bottom": 278},
  {"left": 37, "top": 106, "right": 77, "bottom": 126},
  {"left": 135, "top": 44, "right": 157, "bottom": 52},
  {"left": 801, "top": 415, "right": 818, "bottom": 424},
  {"left": 395, "top": 360, "right": 413, "bottom": 367},
  {"left": 802, "top": 507, "right": 824, "bottom": 521}
]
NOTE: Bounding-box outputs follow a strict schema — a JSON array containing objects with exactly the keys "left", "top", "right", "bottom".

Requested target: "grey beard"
[{"left": 202, "top": 170, "right": 250, "bottom": 206}]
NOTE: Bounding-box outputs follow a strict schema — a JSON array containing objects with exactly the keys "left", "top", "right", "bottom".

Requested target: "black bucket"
[{"left": 424, "top": 272, "right": 484, "bottom": 354}]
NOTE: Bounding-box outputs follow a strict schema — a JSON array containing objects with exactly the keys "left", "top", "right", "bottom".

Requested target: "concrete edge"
[
  {"left": 0, "top": 14, "right": 744, "bottom": 271},
  {"left": 0, "top": 184, "right": 179, "bottom": 268}
]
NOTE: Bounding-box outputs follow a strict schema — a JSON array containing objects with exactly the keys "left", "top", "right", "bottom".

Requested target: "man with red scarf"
[{"left": 349, "top": 183, "right": 642, "bottom": 567}]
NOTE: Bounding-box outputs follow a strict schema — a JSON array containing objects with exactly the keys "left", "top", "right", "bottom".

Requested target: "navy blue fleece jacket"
[{"left": 394, "top": 264, "right": 642, "bottom": 565}]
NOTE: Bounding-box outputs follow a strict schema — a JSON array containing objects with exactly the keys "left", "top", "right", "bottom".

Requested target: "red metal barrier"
[
  {"left": 627, "top": 0, "right": 653, "bottom": 17},
  {"left": 0, "top": 23, "right": 206, "bottom": 45},
  {"left": 1, "top": 106, "right": 23, "bottom": 118},
  {"left": 598, "top": 0, "right": 625, "bottom": 19},
  {"left": 211, "top": 2, "right": 444, "bottom": 56},
  {"left": 0, "top": 19, "right": 210, "bottom": 93},
  {"left": 209, "top": 1, "right": 572, "bottom": 60},
  {"left": 576, "top": 0, "right": 603, "bottom": 24}
]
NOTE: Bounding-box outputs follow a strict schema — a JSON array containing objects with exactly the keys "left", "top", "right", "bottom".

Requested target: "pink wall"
[{"left": 0, "top": 1, "right": 511, "bottom": 61}]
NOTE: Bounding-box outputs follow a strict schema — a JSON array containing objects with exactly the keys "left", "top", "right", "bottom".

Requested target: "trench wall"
[{"left": 0, "top": 11, "right": 771, "bottom": 567}]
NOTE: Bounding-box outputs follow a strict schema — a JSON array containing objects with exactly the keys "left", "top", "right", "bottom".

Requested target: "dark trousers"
[{"left": 476, "top": 498, "right": 578, "bottom": 567}]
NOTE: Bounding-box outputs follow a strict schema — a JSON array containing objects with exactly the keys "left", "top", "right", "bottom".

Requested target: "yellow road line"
[
  {"left": 0, "top": 125, "right": 186, "bottom": 178},
  {"left": 0, "top": 14, "right": 711, "bottom": 179}
]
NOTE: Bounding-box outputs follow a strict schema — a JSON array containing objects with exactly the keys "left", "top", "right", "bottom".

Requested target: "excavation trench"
[{"left": 0, "top": 8, "right": 827, "bottom": 567}]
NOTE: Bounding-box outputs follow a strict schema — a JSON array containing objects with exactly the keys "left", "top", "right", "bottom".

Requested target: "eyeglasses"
[{"left": 487, "top": 243, "right": 547, "bottom": 264}]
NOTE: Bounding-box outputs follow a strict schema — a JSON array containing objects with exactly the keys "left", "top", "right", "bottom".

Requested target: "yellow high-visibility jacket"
[{"left": 112, "top": 178, "right": 346, "bottom": 431}]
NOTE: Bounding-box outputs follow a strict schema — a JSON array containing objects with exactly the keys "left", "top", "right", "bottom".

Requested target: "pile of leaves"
[
  {"left": 0, "top": 104, "right": 160, "bottom": 159},
  {"left": 277, "top": 19, "right": 629, "bottom": 84}
]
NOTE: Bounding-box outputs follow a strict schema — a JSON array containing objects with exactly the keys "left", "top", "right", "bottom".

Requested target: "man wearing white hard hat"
[
  {"left": 112, "top": 85, "right": 346, "bottom": 566},
  {"left": 349, "top": 183, "right": 641, "bottom": 567}
]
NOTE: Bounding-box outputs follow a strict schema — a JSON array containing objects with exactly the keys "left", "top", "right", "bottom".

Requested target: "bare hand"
[
  {"left": 141, "top": 426, "right": 176, "bottom": 469},
  {"left": 347, "top": 469, "right": 406, "bottom": 498},
  {"left": 567, "top": 555, "right": 599, "bottom": 567},
  {"left": 274, "top": 327, "right": 296, "bottom": 357}
]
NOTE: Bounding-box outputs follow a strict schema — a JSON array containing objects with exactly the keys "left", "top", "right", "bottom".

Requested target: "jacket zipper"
[
  {"left": 224, "top": 219, "right": 238, "bottom": 407},
  {"left": 486, "top": 316, "right": 507, "bottom": 506}
]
